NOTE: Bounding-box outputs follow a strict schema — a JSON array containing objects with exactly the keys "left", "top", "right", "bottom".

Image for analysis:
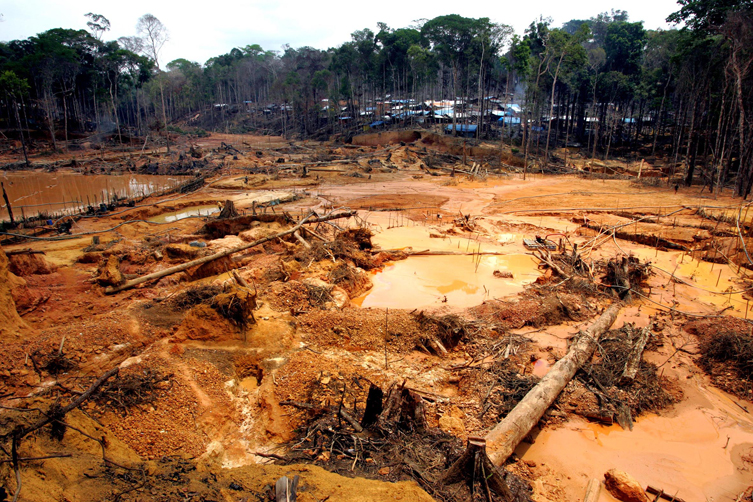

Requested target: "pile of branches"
[
  {"left": 534, "top": 244, "right": 653, "bottom": 301},
  {"left": 277, "top": 381, "right": 532, "bottom": 502},
  {"left": 328, "top": 262, "right": 359, "bottom": 290},
  {"left": 298, "top": 228, "right": 379, "bottom": 270},
  {"left": 532, "top": 243, "right": 597, "bottom": 293},
  {"left": 304, "top": 283, "right": 334, "bottom": 307},
  {"left": 210, "top": 287, "right": 257, "bottom": 328},
  {"left": 30, "top": 347, "right": 77, "bottom": 376},
  {"left": 94, "top": 368, "right": 171, "bottom": 412},
  {"left": 415, "top": 312, "right": 475, "bottom": 355},
  {"left": 576, "top": 323, "right": 675, "bottom": 428},
  {"left": 479, "top": 359, "right": 539, "bottom": 421},
  {"left": 169, "top": 284, "right": 223, "bottom": 309},
  {"left": 697, "top": 327, "right": 753, "bottom": 396}
]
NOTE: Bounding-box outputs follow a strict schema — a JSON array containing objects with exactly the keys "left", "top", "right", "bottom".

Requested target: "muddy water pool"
[
  {"left": 0, "top": 171, "right": 189, "bottom": 220},
  {"left": 357, "top": 253, "right": 539, "bottom": 309},
  {"left": 354, "top": 214, "right": 540, "bottom": 309}
]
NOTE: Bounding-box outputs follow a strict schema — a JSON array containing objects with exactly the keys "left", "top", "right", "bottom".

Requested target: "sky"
[{"left": 1, "top": 0, "right": 683, "bottom": 66}]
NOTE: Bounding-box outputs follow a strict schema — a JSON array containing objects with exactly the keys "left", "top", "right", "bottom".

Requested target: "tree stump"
[{"left": 443, "top": 436, "right": 513, "bottom": 501}]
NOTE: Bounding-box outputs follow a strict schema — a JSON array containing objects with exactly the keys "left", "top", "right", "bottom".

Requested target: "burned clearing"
[{"left": 0, "top": 130, "right": 752, "bottom": 502}]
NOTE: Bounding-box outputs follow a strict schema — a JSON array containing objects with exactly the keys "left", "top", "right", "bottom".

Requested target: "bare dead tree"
[{"left": 137, "top": 14, "right": 171, "bottom": 154}]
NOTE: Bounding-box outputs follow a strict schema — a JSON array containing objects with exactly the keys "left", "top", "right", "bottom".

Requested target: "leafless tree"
[
  {"left": 117, "top": 36, "right": 144, "bottom": 55},
  {"left": 136, "top": 14, "right": 171, "bottom": 153},
  {"left": 136, "top": 14, "right": 169, "bottom": 70}
]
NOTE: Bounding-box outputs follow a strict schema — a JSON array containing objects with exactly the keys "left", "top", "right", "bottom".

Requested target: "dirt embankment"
[
  {"left": 0, "top": 247, "right": 31, "bottom": 340},
  {"left": 352, "top": 129, "right": 524, "bottom": 167}
]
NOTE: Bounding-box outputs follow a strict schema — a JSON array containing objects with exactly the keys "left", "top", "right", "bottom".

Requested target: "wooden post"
[{"left": 2, "top": 182, "right": 15, "bottom": 226}]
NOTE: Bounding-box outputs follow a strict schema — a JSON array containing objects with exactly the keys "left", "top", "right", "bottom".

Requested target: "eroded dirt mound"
[
  {"left": 7, "top": 252, "right": 57, "bottom": 276},
  {"left": 173, "top": 304, "right": 240, "bottom": 342},
  {"left": 469, "top": 293, "right": 589, "bottom": 330},
  {"left": 296, "top": 308, "right": 427, "bottom": 351},
  {"left": 0, "top": 246, "right": 30, "bottom": 340}
]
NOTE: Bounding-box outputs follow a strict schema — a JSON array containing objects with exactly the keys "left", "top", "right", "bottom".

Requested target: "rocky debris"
[
  {"left": 604, "top": 469, "right": 649, "bottom": 502},
  {"left": 96, "top": 254, "right": 124, "bottom": 287},
  {"left": 438, "top": 405, "right": 467, "bottom": 437},
  {"left": 7, "top": 252, "right": 57, "bottom": 276},
  {"left": 165, "top": 243, "right": 202, "bottom": 260}
]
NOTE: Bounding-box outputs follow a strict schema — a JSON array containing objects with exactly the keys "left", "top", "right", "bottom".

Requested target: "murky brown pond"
[
  {"left": 357, "top": 254, "right": 539, "bottom": 309},
  {"left": 0, "top": 171, "right": 190, "bottom": 220},
  {"left": 353, "top": 213, "right": 540, "bottom": 309}
]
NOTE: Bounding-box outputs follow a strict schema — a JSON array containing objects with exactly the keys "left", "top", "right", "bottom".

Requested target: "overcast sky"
[{"left": 1, "top": 0, "right": 683, "bottom": 66}]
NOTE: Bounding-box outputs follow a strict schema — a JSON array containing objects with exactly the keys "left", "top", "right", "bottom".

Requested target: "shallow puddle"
[
  {"left": 532, "top": 359, "right": 550, "bottom": 377},
  {"left": 149, "top": 205, "right": 220, "bottom": 223},
  {"left": 357, "top": 254, "right": 539, "bottom": 309},
  {"left": 520, "top": 404, "right": 753, "bottom": 502},
  {"left": 627, "top": 247, "right": 751, "bottom": 318}
]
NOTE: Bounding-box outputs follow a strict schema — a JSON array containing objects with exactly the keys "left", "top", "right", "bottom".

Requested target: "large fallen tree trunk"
[
  {"left": 105, "top": 211, "right": 355, "bottom": 294},
  {"left": 485, "top": 302, "right": 623, "bottom": 465}
]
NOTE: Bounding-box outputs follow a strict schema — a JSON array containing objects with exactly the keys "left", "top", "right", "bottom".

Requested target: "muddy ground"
[{"left": 1, "top": 130, "right": 753, "bottom": 502}]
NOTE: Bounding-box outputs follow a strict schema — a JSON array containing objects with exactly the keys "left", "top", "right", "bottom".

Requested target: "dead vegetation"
[
  {"left": 94, "top": 368, "right": 172, "bottom": 413},
  {"left": 685, "top": 317, "right": 753, "bottom": 397},
  {"left": 575, "top": 323, "right": 677, "bottom": 425},
  {"left": 277, "top": 381, "right": 533, "bottom": 502}
]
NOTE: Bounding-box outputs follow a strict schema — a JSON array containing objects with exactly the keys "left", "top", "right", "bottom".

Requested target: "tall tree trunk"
[
  {"left": 13, "top": 102, "right": 29, "bottom": 167},
  {"left": 684, "top": 100, "right": 698, "bottom": 186},
  {"left": 543, "top": 52, "right": 564, "bottom": 169},
  {"left": 159, "top": 79, "right": 170, "bottom": 154}
]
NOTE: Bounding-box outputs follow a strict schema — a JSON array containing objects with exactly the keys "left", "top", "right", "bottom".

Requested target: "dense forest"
[{"left": 1, "top": 1, "right": 752, "bottom": 194}]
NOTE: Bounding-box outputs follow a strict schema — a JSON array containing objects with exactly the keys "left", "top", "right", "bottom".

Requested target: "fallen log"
[
  {"left": 485, "top": 302, "right": 623, "bottom": 465},
  {"left": 104, "top": 211, "right": 355, "bottom": 294}
]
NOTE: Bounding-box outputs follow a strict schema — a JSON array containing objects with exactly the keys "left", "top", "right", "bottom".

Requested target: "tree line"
[{"left": 0, "top": 2, "right": 752, "bottom": 195}]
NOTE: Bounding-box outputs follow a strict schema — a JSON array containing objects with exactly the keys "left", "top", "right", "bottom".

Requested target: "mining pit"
[{"left": 1, "top": 131, "right": 752, "bottom": 502}]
